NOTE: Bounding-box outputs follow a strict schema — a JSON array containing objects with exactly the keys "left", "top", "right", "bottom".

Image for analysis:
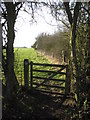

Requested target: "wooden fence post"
[
  {"left": 30, "top": 61, "right": 33, "bottom": 90},
  {"left": 65, "top": 65, "right": 71, "bottom": 95},
  {"left": 24, "top": 59, "right": 29, "bottom": 89}
]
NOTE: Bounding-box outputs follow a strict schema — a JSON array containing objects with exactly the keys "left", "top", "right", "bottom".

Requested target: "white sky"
[{"left": 14, "top": 6, "right": 63, "bottom": 48}]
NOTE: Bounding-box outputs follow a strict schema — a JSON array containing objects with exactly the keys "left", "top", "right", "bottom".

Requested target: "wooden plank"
[
  {"left": 65, "top": 65, "right": 71, "bottom": 95},
  {"left": 33, "top": 69, "right": 66, "bottom": 75},
  {"left": 33, "top": 76, "right": 65, "bottom": 82},
  {"left": 32, "top": 62, "right": 68, "bottom": 67},
  {"left": 33, "top": 82, "right": 65, "bottom": 89},
  {"left": 24, "top": 59, "right": 29, "bottom": 89},
  {"left": 30, "top": 61, "right": 33, "bottom": 89}
]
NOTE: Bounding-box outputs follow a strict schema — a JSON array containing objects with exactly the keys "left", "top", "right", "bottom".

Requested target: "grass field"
[
  {"left": 2, "top": 48, "right": 66, "bottom": 93},
  {"left": 14, "top": 48, "right": 50, "bottom": 63},
  {"left": 14, "top": 48, "right": 66, "bottom": 92},
  {"left": 14, "top": 48, "right": 50, "bottom": 85},
  {"left": 2, "top": 48, "right": 48, "bottom": 83}
]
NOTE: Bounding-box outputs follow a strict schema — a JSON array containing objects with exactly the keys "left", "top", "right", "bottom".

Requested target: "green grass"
[
  {"left": 14, "top": 48, "right": 50, "bottom": 85},
  {"left": 2, "top": 47, "right": 66, "bottom": 93},
  {"left": 14, "top": 48, "right": 50, "bottom": 63}
]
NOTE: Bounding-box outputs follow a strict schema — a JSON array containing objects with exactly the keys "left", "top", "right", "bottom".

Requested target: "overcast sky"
[{"left": 14, "top": 6, "right": 63, "bottom": 48}]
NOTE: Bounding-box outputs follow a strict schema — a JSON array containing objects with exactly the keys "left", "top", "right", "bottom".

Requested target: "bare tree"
[{"left": 1, "top": 2, "right": 23, "bottom": 100}]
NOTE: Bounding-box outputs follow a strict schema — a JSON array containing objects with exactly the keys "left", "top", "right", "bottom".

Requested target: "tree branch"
[
  {"left": 64, "top": 2, "right": 73, "bottom": 26},
  {"left": 73, "top": 2, "right": 81, "bottom": 26}
]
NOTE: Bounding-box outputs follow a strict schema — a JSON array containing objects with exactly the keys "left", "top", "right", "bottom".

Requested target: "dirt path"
[{"left": 2, "top": 88, "right": 75, "bottom": 120}]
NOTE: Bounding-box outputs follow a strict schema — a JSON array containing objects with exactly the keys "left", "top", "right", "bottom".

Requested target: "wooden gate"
[{"left": 29, "top": 61, "right": 71, "bottom": 95}]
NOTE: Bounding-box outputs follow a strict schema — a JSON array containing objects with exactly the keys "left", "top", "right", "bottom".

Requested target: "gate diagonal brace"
[{"left": 35, "top": 66, "right": 66, "bottom": 88}]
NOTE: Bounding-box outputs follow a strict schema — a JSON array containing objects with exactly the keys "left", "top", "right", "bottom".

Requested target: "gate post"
[
  {"left": 24, "top": 59, "right": 29, "bottom": 89},
  {"left": 65, "top": 65, "right": 71, "bottom": 95},
  {"left": 30, "top": 61, "right": 33, "bottom": 90}
]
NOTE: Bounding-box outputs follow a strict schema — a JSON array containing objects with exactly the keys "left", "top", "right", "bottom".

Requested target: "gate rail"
[{"left": 24, "top": 59, "right": 71, "bottom": 95}]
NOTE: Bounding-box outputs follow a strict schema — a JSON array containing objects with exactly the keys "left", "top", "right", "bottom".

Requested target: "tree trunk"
[
  {"left": 64, "top": 2, "right": 81, "bottom": 103},
  {"left": 71, "top": 23, "right": 79, "bottom": 102},
  {"left": 71, "top": 3, "right": 81, "bottom": 103},
  {"left": 5, "top": 2, "right": 19, "bottom": 100}
]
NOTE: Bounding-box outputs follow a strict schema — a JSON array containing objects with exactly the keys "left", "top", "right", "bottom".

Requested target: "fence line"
[
  {"left": 2, "top": 59, "right": 71, "bottom": 96},
  {"left": 24, "top": 60, "right": 71, "bottom": 95}
]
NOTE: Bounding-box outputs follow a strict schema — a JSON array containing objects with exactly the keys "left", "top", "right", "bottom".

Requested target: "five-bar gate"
[{"left": 29, "top": 61, "right": 71, "bottom": 95}]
